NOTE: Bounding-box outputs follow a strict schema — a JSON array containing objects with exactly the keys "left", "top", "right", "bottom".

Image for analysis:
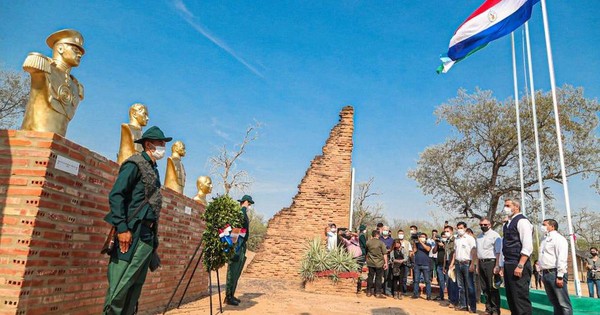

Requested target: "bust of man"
[
  {"left": 20, "top": 29, "right": 85, "bottom": 136},
  {"left": 193, "top": 176, "right": 213, "bottom": 206},
  {"left": 164, "top": 141, "right": 186, "bottom": 193},
  {"left": 117, "top": 103, "right": 148, "bottom": 164}
]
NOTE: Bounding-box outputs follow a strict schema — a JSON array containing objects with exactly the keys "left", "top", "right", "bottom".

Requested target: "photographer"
[
  {"left": 432, "top": 231, "right": 447, "bottom": 301},
  {"left": 587, "top": 247, "right": 599, "bottom": 298}
]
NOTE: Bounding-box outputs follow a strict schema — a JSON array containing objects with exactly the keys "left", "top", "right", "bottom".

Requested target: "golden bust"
[
  {"left": 20, "top": 29, "right": 85, "bottom": 136},
  {"left": 193, "top": 176, "right": 213, "bottom": 206},
  {"left": 117, "top": 103, "right": 148, "bottom": 164},
  {"left": 164, "top": 141, "right": 186, "bottom": 193}
]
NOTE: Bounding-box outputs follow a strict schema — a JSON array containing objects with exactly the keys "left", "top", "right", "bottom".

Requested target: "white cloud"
[{"left": 172, "top": 0, "right": 265, "bottom": 78}]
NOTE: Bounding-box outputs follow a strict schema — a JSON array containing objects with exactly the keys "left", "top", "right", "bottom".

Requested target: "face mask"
[
  {"left": 331, "top": 228, "right": 337, "bottom": 233},
  {"left": 443, "top": 232, "right": 450, "bottom": 238},
  {"left": 457, "top": 229, "right": 465, "bottom": 236},
  {"left": 398, "top": 234, "right": 404, "bottom": 240},
  {"left": 419, "top": 237, "right": 426, "bottom": 242},
  {"left": 410, "top": 230, "right": 417, "bottom": 235},
  {"left": 151, "top": 145, "right": 166, "bottom": 160},
  {"left": 481, "top": 226, "right": 490, "bottom": 232},
  {"left": 592, "top": 252, "right": 598, "bottom": 257},
  {"left": 504, "top": 206, "right": 512, "bottom": 215},
  {"left": 382, "top": 231, "right": 389, "bottom": 236},
  {"left": 541, "top": 224, "right": 547, "bottom": 233},
  {"left": 441, "top": 237, "right": 447, "bottom": 242}
]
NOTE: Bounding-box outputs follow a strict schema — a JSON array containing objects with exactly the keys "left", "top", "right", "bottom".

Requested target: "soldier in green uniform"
[
  {"left": 225, "top": 195, "right": 254, "bottom": 306},
  {"left": 103, "top": 126, "right": 172, "bottom": 315}
]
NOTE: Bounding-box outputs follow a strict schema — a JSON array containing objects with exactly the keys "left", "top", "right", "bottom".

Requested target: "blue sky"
[{"left": 1, "top": 1, "right": 598, "bottom": 224}]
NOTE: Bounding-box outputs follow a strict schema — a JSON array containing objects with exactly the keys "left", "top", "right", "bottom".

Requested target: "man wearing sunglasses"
[{"left": 476, "top": 218, "right": 502, "bottom": 315}]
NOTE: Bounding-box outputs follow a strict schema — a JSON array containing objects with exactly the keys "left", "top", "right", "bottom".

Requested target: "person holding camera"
[
  {"left": 539, "top": 219, "right": 572, "bottom": 314},
  {"left": 412, "top": 232, "right": 433, "bottom": 300},
  {"left": 587, "top": 247, "right": 599, "bottom": 298}
]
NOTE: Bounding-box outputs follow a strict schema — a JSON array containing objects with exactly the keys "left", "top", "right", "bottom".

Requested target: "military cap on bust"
[{"left": 46, "top": 29, "right": 85, "bottom": 54}]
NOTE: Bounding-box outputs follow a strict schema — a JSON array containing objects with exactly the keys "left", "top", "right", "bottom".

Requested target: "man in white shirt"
[
  {"left": 539, "top": 219, "right": 573, "bottom": 315},
  {"left": 499, "top": 198, "right": 533, "bottom": 315},
  {"left": 449, "top": 222, "right": 477, "bottom": 313},
  {"left": 476, "top": 218, "right": 502, "bottom": 315},
  {"left": 325, "top": 223, "right": 338, "bottom": 251}
]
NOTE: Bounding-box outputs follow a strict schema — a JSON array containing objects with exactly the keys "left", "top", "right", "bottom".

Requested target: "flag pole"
[
  {"left": 524, "top": 22, "right": 546, "bottom": 221},
  {"left": 349, "top": 167, "right": 355, "bottom": 231},
  {"left": 540, "top": 0, "right": 581, "bottom": 297},
  {"left": 511, "top": 32, "right": 526, "bottom": 214}
]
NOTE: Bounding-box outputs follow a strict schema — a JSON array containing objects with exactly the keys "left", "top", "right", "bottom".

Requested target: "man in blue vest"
[{"left": 499, "top": 198, "right": 533, "bottom": 315}]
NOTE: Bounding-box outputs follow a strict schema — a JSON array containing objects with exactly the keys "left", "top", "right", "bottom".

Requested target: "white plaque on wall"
[
  {"left": 55, "top": 155, "right": 80, "bottom": 176},
  {"left": 184, "top": 206, "right": 192, "bottom": 215}
]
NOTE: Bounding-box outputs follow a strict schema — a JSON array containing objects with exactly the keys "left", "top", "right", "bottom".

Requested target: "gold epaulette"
[{"left": 22, "top": 52, "right": 51, "bottom": 73}]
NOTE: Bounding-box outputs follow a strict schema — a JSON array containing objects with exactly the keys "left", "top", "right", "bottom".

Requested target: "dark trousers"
[
  {"left": 367, "top": 266, "right": 384, "bottom": 294},
  {"left": 504, "top": 261, "right": 532, "bottom": 315},
  {"left": 436, "top": 265, "right": 447, "bottom": 299},
  {"left": 456, "top": 263, "right": 476, "bottom": 311},
  {"left": 448, "top": 274, "right": 459, "bottom": 305},
  {"left": 542, "top": 271, "right": 573, "bottom": 315},
  {"left": 479, "top": 260, "right": 500, "bottom": 314},
  {"left": 382, "top": 265, "right": 393, "bottom": 295},
  {"left": 400, "top": 265, "right": 410, "bottom": 293}
]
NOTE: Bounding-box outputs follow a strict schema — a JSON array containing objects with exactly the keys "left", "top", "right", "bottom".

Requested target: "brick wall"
[
  {"left": 245, "top": 106, "right": 354, "bottom": 280},
  {"left": 0, "top": 130, "right": 208, "bottom": 315}
]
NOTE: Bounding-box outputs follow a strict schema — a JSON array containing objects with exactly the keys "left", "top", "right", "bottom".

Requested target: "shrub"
[
  {"left": 299, "top": 238, "right": 359, "bottom": 283},
  {"left": 201, "top": 195, "right": 243, "bottom": 271}
]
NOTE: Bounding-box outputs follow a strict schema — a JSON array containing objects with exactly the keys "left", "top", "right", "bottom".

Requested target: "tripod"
[{"left": 163, "top": 240, "right": 224, "bottom": 315}]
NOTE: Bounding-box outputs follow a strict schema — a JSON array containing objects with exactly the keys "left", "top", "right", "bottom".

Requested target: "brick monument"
[
  {"left": 245, "top": 106, "right": 354, "bottom": 280},
  {"left": 0, "top": 130, "right": 208, "bottom": 314}
]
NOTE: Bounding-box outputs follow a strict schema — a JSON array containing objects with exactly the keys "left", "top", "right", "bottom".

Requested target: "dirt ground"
[{"left": 165, "top": 251, "right": 495, "bottom": 315}]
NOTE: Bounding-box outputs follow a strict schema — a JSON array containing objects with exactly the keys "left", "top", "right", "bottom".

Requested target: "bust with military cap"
[
  {"left": 103, "top": 126, "right": 171, "bottom": 314},
  {"left": 21, "top": 29, "right": 85, "bottom": 136}
]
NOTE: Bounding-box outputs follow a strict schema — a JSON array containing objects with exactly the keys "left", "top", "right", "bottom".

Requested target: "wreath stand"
[{"left": 162, "top": 240, "right": 225, "bottom": 315}]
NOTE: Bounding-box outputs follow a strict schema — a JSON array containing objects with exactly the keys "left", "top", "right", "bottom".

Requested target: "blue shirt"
[
  {"left": 415, "top": 242, "right": 430, "bottom": 266},
  {"left": 381, "top": 235, "right": 395, "bottom": 250}
]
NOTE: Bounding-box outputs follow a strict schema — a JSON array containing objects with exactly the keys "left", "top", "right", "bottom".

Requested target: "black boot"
[
  {"left": 224, "top": 295, "right": 239, "bottom": 306},
  {"left": 232, "top": 296, "right": 241, "bottom": 303}
]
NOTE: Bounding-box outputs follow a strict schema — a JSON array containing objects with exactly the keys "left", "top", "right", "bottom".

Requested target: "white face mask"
[
  {"left": 151, "top": 145, "right": 166, "bottom": 160},
  {"left": 457, "top": 229, "right": 466, "bottom": 236},
  {"left": 398, "top": 234, "right": 404, "bottom": 240},
  {"left": 504, "top": 206, "right": 513, "bottom": 215},
  {"left": 331, "top": 228, "right": 337, "bottom": 233},
  {"left": 382, "top": 231, "right": 389, "bottom": 236},
  {"left": 441, "top": 237, "right": 447, "bottom": 242},
  {"left": 419, "top": 237, "right": 426, "bottom": 242},
  {"left": 443, "top": 232, "right": 450, "bottom": 238}
]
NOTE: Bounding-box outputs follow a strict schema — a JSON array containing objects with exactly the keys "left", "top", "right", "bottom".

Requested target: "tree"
[
  {"left": 208, "top": 122, "right": 261, "bottom": 195},
  {"left": 408, "top": 86, "right": 600, "bottom": 227},
  {"left": 352, "top": 177, "right": 385, "bottom": 229},
  {"left": 0, "top": 67, "right": 29, "bottom": 128},
  {"left": 246, "top": 207, "right": 267, "bottom": 252},
  {"left": 571, "top": 207, "right": 600, "bottom": 249}
]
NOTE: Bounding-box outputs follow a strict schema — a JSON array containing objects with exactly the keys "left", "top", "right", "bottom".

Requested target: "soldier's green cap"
[
  {"left": 237, "top": 195, "right": 254, "bottom": 204},
  {"left": 134, "top": 126, "right": 172, "bottom": 144}
]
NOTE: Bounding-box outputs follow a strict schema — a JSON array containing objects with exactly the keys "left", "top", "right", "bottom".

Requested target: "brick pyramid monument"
[{"left": 245, "top": 106, "right": 354, "bottom": 280}]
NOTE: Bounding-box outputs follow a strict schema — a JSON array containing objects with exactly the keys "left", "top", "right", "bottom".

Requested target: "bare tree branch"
[{"left": 208, "top": 122, "right": 262, "bottom": 195}]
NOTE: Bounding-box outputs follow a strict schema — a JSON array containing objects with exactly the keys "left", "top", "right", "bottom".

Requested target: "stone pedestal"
[{"left": 0, "top": 130, "right": 208, "bottom": 315}]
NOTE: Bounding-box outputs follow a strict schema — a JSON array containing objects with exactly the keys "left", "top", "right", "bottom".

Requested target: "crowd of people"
[{"left": 326, "top": 198, "right": 598, "bottom": 315}]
